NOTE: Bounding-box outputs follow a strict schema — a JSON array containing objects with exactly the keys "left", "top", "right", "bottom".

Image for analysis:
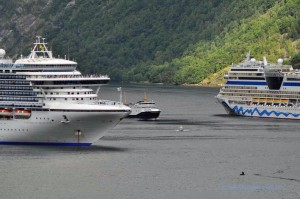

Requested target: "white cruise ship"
[
  {"left": 216, "top": 52, "right": 300, "bottom": 119},
  {"left": 0, "top": 36, "right": 130, "bottom": 146}
]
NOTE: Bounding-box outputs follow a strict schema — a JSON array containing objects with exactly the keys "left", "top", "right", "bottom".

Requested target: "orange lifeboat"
[
  {"left": 0, "top": 109, "right": 13, "bottom": 116},
  {"left": 14, "top": 109, "right": 32, "bottom": 117}
]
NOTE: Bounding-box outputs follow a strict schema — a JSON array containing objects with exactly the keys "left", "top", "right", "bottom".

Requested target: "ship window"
[
  {"left": 68, "top": 92, "right": 70, "bottom": 94},
  {"left": 65, "top": 98, "right": 67, "bottom": 100},
  {"left": 77, "top": 92, "right": 79, "bottom": 94},
  {"left": 76, "top": 98, "right": 79, "bottom": 100},
  {"left": 81, "top": 98, "right": 83, "bottom": 100}
]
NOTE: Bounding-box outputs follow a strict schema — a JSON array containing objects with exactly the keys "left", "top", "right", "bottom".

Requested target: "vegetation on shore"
[{"left": 0, "top": 0, "right": 300, "bottom": 85}]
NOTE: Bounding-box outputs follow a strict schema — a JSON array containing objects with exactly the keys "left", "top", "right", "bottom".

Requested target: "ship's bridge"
[
  {"left": 13, "top": 36, "right": 77, "bottom": 71},
  {"left": 27, "top": 74, "right": 110, "bottom": 87},
  {"left": 13, "top": 58, "right": 77, "bottom": 70}
]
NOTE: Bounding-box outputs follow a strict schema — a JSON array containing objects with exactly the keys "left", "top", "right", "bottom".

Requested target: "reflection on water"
[{"left": 0, "top": 145, "right": 130, "bottom": 159}]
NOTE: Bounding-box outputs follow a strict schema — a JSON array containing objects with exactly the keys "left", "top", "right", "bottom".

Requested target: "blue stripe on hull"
[
  {"left": 232, "top": 106, "right": 300, "bottom": 118},
  {"left": 283, "top": 82, "right": 300, "bottom": 86},
  {"left": 0, "top": 141, "right": 92, "bottom": 146},
  {"left": 226, "top": 81, "right": 267, "bottom": 86}
]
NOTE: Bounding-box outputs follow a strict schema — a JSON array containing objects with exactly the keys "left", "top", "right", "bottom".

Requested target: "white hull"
[
  {"left": 219, "top": 98, "right": 300, "bottom": 120},
  {"left": 0, "top": 110, "right": 129, "bottom": 146}
]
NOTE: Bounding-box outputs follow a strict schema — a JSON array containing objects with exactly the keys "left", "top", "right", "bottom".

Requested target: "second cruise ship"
[
  {"left": 216, "top": 53, "right": 300, "bottom": 119},
  {"left": 0, "top": 36, "right": 130, "bottom": 146}
]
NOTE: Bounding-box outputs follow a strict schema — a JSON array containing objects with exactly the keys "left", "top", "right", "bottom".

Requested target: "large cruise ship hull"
[
  {"left": 0, "top": 110, "right": 129, "bottom": 146},
  {"left": 219, "top": 99, "right": 300, "bottom": 119}
]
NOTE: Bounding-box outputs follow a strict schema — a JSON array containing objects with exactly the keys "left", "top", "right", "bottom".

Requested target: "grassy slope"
[{"left": 159, "top": 0, "right": 300, "bottom": 84}]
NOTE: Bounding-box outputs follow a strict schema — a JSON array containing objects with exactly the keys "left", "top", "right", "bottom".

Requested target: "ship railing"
[
  {"left": 15, "top": 64, "right": 75, "bottom": 69},
  {"left": 97, "top": 100, "right": 123, "bottom": 106},
  {"left": 0, "top": 63, "right": 78, "bottom": 69},
  {"left": 0, "top": 63, "right": 16, "bottom": 68},
  {"left": 0, "top": 101, "right": 43, "bottom": 107},
  {"left": 237, "top": 63, "right": 264, "bottom": 67},
  {"left": 27, "top": 74, "right": 109, "bottom": 79},
  {"left": 285, "top": 74, "right": 300, "bottom": 78}
]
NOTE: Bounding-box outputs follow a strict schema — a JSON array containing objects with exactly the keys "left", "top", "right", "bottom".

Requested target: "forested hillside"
[{"left": 0, "top": 0, "right": 299, "bottom": 84}]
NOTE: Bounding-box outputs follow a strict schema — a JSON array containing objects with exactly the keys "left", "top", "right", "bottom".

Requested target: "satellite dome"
[
  {"left": 278, "top": 58, "right": 283, "bottom": 65},
  {"left": 250, "top": 58, "right": 256, "bottom": 62},
  {"left": 0, "top": 49, "right": 6, "bottom": 58}
]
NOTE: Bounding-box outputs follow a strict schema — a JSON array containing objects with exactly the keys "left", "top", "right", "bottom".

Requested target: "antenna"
[
  {"left": 117, "top": 87, "right": 122, "bottom": 103},
  {"left": 144, "top": 90, "right": 148, "bottom": 102},
  {"left": 263, "top": 56, "right": 268, "bottom": 66},
  {"left": 21, "top": 33, "right": 23, "bottom": 58},
  {"left": 68, "top": 44, "right": 70, "bottom": 60},
  {"left": 246, "top": 51, "right": 251, "bottom": 61},
  {"left": 124, "top": 91, "right": 127, "bottom": 104}
]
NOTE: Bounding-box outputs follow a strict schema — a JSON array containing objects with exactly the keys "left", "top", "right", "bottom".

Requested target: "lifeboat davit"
[{"left": 0, "top": 109, "right": 13, "bottom": 116}]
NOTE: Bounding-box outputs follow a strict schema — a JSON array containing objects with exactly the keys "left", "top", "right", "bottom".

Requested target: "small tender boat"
[
  {"left": 126, "top": 93, "right": 161, "bottom": 120},
  {"left": 14, "top": 109, "right": 32, "bottom": 118}
]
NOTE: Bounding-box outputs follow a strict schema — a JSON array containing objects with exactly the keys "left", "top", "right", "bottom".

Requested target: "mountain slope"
[
  {"left": 0, "top": 0, "right": 299, "bottom": 84},
  {"left": 132, "top": 0, "right": 300, "bottom": 84}
]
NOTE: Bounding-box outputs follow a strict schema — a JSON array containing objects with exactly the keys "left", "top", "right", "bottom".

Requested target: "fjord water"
[{"left": 1, "top": 83, "right": 299, "bottom": 199}]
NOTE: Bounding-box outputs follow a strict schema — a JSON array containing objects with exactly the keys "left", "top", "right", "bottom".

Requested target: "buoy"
[{"left": 179, "top": 125, "right": 184, "bottom": 131}]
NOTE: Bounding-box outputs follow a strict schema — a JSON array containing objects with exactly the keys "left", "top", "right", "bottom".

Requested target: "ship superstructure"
[
  {"left": 127, "top": 100, "right": 161, "bottom": 120},
  {"left": 216, "top": 53, "right": 300, "bottom": 119},
  {"left": 0, "top": 36, "right": 130, "bottom": 146}
]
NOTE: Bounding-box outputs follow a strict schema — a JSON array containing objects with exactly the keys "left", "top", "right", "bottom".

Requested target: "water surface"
[{"left": 0, "top": 83, "right": 299, "bottom": 199}]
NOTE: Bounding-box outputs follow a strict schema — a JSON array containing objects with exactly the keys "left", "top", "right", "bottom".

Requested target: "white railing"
[{"left": 27, "top": 74, "right": 109, "bottom": 79}]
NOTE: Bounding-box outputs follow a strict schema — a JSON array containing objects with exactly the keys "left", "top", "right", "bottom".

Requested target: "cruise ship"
[
  {"left": 0, "top": 36, "right": 131, "bottom": 146},
  {"left": 216, "top": 52, "right": 300, "bottom": 119}
]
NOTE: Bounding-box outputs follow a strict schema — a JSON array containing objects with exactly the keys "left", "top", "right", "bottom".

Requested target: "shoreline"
[
  {"left": 118, "top": 81, "right": 222, "bottom": 88},
  {"left": 182, "top": 83, "right": 222, "bottom": 88}
]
